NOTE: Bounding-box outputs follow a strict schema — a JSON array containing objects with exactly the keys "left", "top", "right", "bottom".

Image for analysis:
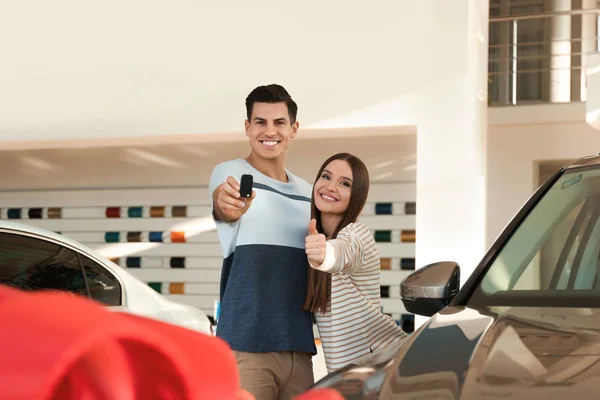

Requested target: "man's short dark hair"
[{"left": 245, "top": 84, "right": 298, "bottom": 124}]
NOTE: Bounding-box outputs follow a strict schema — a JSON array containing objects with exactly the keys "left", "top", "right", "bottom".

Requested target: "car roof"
[
  {"left": 0, "top": 220, "right": 105, "bottom": 259},
  {"left": 565, "top": 154, "right": 600, "bottom": 170}
]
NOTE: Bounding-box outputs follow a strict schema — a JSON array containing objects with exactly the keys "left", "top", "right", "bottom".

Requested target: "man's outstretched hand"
[{"left": 213, "top": 176, "right": 256, "bottom": 223}]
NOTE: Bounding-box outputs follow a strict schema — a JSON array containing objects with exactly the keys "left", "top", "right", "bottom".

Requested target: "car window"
[
  {"left": 0, "top": 232, "right": 87, "bottom": 296},
  {"left": 470, "top": 168, "right": 600, "bottom": 307},
  {"left": 511, "top": 199, "right": 587, "bottom": 291},
  {"left": 78, "top": 254, "right": 122, "bottom": 307}
]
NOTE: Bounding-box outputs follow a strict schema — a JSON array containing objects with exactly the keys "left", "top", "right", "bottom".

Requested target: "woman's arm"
[{"left": 308, "top": 223, "right": 374, "bottom": 274}]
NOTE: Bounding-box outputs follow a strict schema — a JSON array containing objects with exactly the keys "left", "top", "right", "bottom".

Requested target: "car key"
[{"left": 239, "top": 174, "right": 253, "bottom": 198}]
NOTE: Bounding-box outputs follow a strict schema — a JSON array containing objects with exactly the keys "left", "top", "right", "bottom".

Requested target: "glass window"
[
  {"left": 0, "top": 232, "right": 87, "bottom": 296},
  {"left": 470, "top": 167, "right": 600, "bottom": 307},
  {"left": 78, "top": 254, "right": 122, "bottom": 307}
]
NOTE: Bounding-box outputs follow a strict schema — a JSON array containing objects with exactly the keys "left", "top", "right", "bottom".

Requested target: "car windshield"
[{"left": 470, "top": 166, "right": 600, "bottom": 308}]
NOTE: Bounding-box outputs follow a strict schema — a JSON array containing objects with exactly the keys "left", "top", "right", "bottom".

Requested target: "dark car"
[{"left": 309, "top": 155, "right": 600, "bottom": 399}]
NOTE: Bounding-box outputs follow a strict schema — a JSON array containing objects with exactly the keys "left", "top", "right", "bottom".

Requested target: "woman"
[{"left": 303, "top": 152, "right": 407, "bottom": 373}]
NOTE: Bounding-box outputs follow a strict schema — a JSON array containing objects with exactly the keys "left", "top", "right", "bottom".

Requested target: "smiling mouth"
[
  {"left": 319, "top": 193, "right": 339, "bottom": 202},
  {"left": 260, "top": 140, "right": 280, "bottom": 148}
]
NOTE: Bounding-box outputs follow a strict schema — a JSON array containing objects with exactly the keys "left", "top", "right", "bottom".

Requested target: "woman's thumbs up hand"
[{"left": 305, "top": 219, "right": 327, "bottom": 265}]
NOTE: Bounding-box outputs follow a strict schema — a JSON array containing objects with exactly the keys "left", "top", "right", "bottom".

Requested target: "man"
[{"left": 209, "top": 84, "right": 316, "bottom": 400}]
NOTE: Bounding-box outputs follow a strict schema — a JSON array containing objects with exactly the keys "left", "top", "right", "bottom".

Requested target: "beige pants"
[{"left": 233, "top": 350, "right": 314, "bottom": 400}]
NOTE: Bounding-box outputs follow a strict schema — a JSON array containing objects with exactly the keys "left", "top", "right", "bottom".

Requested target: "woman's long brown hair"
[{"left": 302, "top": 153, "right": 370, "bottom": 314}]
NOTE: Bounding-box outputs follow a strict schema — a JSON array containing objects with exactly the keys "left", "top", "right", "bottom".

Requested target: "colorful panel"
[
  {"left": 105, "top": 232, "right": 120, "bottom": 243},
  {"left": 148, "top": 282, "right": 162, "bottom": 293},
  {"left": 169, "top": 282, "right": 185, "bottom": 294},
  {"left": 48, "top": 207, "right": 62, "bottom": 219},
  {"left": 105, "top": 207, "right": 121, "bottom": 218},
  {"left": 375, "top": 203, "right": 393, "bottom": 215},
  {"left": 171, "top": 232, "right": 186, "bottom": 243},
  {"left": 149, "top": 231, "right": 164, "bottom": 243},
  {"left": 126, "top": 257, "right": 141, "bottom": 268},
  {"left": 170, "top": 257, "right": 185, "bottom": 268},
  {"left": 128, "top": 206, "right": 143, "bottom": 218},
  {"left": 380, "top": 258, "right": 392, "bottom": 270},
  {"left": 400, "top": 258, "right": 415, "bottom": 270},
  {"left": 28, "top": 208, "right": 43, "bottom": 219},
  {"left": 150, "top": 206, "right": 165, "bottom": 218},
  {"left": 0, "top": 183, "right": 413, "bottom": 326},
  {"left": 127, "top": 232, "right": 142, "bottom": 242},
  {"left": 374, "top": 230, "right": 392, "bottom": 243},
  {"left": 400, "top": 230, "right": 416, "bottom": 243},
  {"left": 380, "top": 286, "right": 390, "bottom": 298},
  {"left": 172, "top": 206, "right": 187, "bottom": 217},
  {"left": 7, "top": 208, "right": 21, "bottom": 219}
]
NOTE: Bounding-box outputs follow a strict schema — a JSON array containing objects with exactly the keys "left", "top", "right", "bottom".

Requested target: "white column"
[
  {"left": 550, "top": 0, "right": 572, "bottom": 102},
  {"left": 575, "top": 0, "right": 597, "bottom": 102},
  {"left": 415, "top": 0, "right": 489, "bottom": 328}
]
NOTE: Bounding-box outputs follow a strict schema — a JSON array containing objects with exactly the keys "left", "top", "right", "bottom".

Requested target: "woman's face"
[{"left": 313, "top": 159, "right": 353, "bottom": 215}]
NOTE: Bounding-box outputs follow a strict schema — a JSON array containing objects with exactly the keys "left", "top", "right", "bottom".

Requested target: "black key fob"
[{"left": 239, "top": 174, "right": 253, "bottom": 198}]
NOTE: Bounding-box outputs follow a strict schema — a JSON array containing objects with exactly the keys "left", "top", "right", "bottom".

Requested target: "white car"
[{"left": 0, "top": 220, "right": 212, "bottom": 335}]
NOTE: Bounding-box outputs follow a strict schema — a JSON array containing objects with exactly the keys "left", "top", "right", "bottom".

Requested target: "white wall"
[
  {"left": 1, "top": 0, "right": 466, "bottom": 148},
  {"left": 487, "top": 102, "right": 600, "bottom": 247}
]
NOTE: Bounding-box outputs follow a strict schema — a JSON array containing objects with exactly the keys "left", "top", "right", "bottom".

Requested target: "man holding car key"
[{"left": 209, "top": 84, "right": 316, "bottom": 400}]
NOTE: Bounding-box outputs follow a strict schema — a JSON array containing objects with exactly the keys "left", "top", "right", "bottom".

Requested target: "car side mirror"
[{"left": 400, "top": 261, "right": 460, "bottom": 317}]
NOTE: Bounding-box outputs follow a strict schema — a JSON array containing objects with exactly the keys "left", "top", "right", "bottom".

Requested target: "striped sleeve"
[{"left": 310, "top": 223, "right": 375, "bottom": 274}]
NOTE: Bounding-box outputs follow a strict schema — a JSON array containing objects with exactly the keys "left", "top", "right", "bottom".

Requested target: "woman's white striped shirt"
[{"left": 310, "top": 222, "right": 407, "bottom": 373}]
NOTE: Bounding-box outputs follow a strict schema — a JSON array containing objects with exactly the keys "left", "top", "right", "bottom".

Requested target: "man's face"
[{"left": 245, "top": 102, "right": 299, "bottom": 161}]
